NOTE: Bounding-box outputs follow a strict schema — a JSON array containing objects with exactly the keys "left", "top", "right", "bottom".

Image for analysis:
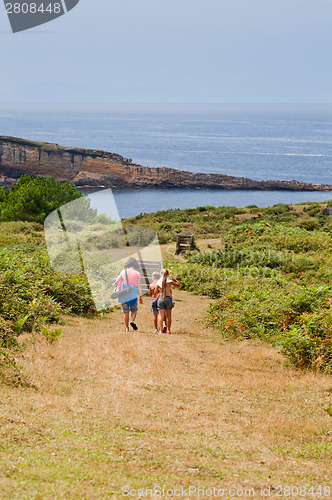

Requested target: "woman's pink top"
[{"left": 121, "top": 268, "right": 141, "bottom": 287}]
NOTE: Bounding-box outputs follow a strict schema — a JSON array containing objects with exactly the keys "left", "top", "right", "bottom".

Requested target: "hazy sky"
[{"left": 1, "top": 0, "right": 332, "bottom": 102}]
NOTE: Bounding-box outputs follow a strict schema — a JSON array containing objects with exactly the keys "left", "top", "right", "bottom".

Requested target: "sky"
[{"left": 1, "top": 0, "right": 332, "bottom": 103}]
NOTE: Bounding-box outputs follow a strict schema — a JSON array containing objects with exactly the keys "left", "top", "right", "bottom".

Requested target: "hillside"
[{"left": 0, "top": 199, "right": 331, "bottom": 497}]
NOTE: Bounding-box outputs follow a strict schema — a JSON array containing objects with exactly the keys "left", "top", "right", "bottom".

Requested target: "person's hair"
[
  {"left": 152, "top": 272, "right": 160, "bottom": 280},
  {"left": 124, "top": 257, "right": 139, "bottom": 270},
  {"left": 161, "top": 268, "right": 169, "bottom": 300}
]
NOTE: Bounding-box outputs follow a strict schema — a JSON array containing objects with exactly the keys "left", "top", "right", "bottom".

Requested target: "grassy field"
[
  {"left": 1, "top": 200, "right": 332, "bottom": 498},
  {"left": 1, "top": 287, "right": 331, "bottom": 498}
]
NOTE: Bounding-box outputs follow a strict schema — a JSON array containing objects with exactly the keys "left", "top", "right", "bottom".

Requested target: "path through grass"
[{"left": 1, "top": 289, "right": 331, "bottom": 498}]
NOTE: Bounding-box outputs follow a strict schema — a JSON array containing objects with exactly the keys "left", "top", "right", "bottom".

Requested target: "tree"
[{"left": 0, "top": 175, "right": 82, "bottom": 224}]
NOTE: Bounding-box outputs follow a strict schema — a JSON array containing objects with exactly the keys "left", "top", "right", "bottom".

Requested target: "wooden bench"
[{"left": 175, "top": 233, "right": 194, "bottom": 255}]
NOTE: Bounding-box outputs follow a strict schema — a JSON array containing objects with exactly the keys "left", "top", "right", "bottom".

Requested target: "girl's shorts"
[
  {"left": 151, "top": 298, "right": 158, "bottom": 314},
  {"left": 157, "top": 296, "right": 173, "bottom": 310}
]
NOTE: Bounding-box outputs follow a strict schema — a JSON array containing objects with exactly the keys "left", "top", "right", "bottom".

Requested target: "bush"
[
  {"left": 0, "top": 220, "right": 97, "bottom": 385},
  {"left": 277, "top": 303, "right": 332, "bottom": 372},
  {"left": 0, "top": 175, "right": 82, "bottom": 224},
  {"left": 0, "top": 317, "right": 18, "bottom": 348},
  {"left": 0, "top": 223, "right": 95, "bottom": 327},
  {"left": 167, "top": 207, "right": 332, "bottom": 372}
]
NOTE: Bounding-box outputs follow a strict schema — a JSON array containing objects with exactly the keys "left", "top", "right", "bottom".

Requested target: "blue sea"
[{"left": 1, "top": 103, "right": 331, "bottom": 218}]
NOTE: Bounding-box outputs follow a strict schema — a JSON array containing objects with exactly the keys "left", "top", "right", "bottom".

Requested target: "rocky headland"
[{"left": 1, "top": 135, "right": 331, "bottom": 191}]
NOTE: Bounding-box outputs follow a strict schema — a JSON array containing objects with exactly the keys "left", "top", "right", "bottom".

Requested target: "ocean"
[{"left": 1, "top": 103, "right": 331, "bottom": 218}]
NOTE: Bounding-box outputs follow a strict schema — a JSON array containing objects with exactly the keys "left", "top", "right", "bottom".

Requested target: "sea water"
[{"left": 1, "top": 103, "right": 331, "bottom": 218}]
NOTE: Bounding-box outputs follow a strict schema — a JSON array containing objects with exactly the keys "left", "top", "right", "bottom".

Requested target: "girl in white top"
[{"left": 155, "top": 268, "right": 180, "bottom": 334}]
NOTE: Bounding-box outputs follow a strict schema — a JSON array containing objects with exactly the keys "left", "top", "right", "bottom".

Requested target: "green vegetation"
[
  {"left": 127, "top": 201, "right": 332, "bottom": 241},
  {"left": 126, "top": 205, "right": 243, "bottom": 243},
  {"left": 0, "top": 175, "right": 82, "bottom": 224},
  {"left": 1, "top": 176, "right": 332, "bottom": 382},
  {"left": 2, "top": 136, "right": 62, "bottom": 152},
  {"left": 0, "top": 221, "right": 95, "bottom": 385},
  {"left": 0, "top": 176, "right": 95, "bottom": 384},
  {"left": 132, "top": 200, "right": 332, "bottom": 372},
  {"left": 0, "top": 181, "right": 331, "bottom": 494}
]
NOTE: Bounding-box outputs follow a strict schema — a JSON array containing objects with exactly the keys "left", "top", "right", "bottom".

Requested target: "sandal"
[{"left": 130, "top": 322, "right": 138, "bottom": 330}]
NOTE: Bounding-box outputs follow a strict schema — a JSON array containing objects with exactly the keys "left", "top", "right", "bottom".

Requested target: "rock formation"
[{"left": 1, "top": 135, "right": 332, "bottom": 191}]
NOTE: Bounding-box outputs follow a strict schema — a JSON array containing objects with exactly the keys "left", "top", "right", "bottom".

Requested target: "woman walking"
[
  {"left": 155, "top": 269, "right": 180, "bottom": 334},
  {"left": 114, "top": 257, "right": 143, "bottom": 332}
]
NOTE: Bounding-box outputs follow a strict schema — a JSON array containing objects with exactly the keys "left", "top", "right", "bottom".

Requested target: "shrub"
[
  {"left": 167, "top": 206, "right": 332, "bottom": 372},
  {"left": 0, "top": 175, "right": 82, "bottom": 224},
  {"left": 277, "top": 303, "right": 332, "bottom": 372},
  {"left": 0, "top": 317, "right": 18, "bottom": 348}
]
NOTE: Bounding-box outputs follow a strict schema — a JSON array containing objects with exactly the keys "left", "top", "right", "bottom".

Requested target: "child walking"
[
  {"left": 155, "top": 269, "right": 180, "bottom": 335},
  {"left": 148, "top": 272, "right": 161, "bottom": 333}
]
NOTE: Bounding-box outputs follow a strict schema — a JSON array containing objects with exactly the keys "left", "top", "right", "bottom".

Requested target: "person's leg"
[
  {"left": 158, "top": 309, "right": 165, "bottom": 332},
  {"left": 161, "top": 300, "right": 168, "bottom": 332},
  {"left": 151, "top": 300, "right": 159, "bottom": 331},
  {"left": 165, "top": 297, "right": 173, "bottom": 333},
  {"left": 131, "top": 310, "right": 137, "bottom": 323},
  {"left": 129, "top": 302, "right": 139, "bottom": 330},
  {"left": 123, "top": 312, "right": 130, "bottom": 331},
  {"left": 121, "top": 303, "right": 130, "bottom": 331},
  {"left": 165, "top": 310, "right": 172, "bottom": 332}
]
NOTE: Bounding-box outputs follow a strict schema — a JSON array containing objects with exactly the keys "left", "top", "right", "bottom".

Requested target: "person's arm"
[
  {"left": 114, "top": 271, "right": 123, "bottom": 285},
  {"left": 137, "top": 275, "right": 143, "bottom": 303},
  {"left": 169, "top": 275, "right": 180, "bottom": 287}
]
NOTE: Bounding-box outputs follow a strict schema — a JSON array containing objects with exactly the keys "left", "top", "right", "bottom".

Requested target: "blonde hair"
[{"left": 161, "top": 268, "right": 169, "bottom": 300}]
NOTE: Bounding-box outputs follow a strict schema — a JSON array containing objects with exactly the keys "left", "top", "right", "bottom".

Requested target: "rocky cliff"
[{"left": 1, "top": 135, "right": 332, "bottom": 191}]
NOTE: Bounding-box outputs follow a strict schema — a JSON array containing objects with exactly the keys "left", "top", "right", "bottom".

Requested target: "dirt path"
[{"left": 1, "top": 289, "right": 331, "bottom": 498}]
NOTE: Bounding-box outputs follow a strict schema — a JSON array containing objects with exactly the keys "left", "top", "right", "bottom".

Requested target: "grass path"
[{"left": 1, "top": 289, "right": 332, "bottom": 498}]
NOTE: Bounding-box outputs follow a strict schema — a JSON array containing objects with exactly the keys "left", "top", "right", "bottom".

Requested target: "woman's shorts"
[
  {"left": 121, "top": 300, "right": 138, "bottom": 313},
  {"left": 151, "top": 298, "right": 158, "bottom": 314},
  {"left": 157, "top": 296, "right": 173, "bottom": 311}
]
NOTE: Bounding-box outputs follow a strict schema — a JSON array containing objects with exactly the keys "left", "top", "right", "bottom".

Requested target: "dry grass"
[{"left": 1, "top": 289, "right": 331, "bottom": 498}]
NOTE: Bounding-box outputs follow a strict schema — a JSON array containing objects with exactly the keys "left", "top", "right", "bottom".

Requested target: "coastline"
[{"left": 1, "top": 135, "right": 332, "bottom": 192}]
